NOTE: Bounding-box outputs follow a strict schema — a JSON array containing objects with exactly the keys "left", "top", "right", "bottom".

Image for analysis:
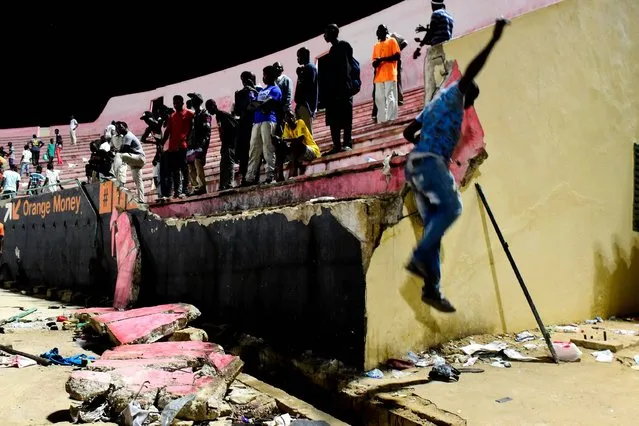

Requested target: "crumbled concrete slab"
[
  {"left": 106, "top": 312, "right": 189, "bottom": 345},
  {"left": 237, "top": 373, "right": 349, "bottom": 425},
  {"left": 89, "top": 303, "right": 201, "bottom": 335},
  {"left": 72, "top": 307, "right": 117, "bottom": 322},
  {"left": 159, "top": 376, "right": 228, "bottom": 421},
  {"left": 208, "top": 352, "right": 244, "bottom": 383},
  {"left": 88, "top": 356, "right": 196, "bottom": 372},
  {"left": 100, "top": 341, "right": 223, "bottom": 361},
  {"left": 168, "top": 326, "right": 209, "bottom": 342},
  {"left": 66, "top": 370, "right": 120, "bottom": 401}
]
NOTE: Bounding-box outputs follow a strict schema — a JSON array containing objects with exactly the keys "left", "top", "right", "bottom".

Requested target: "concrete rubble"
[{"left": 65, "top": 304, "right": 313, "bottom": 424}]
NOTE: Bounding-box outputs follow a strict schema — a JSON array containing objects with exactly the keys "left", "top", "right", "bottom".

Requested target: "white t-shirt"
[
  {"left": 3, "top": 170, "right": 20, "bottom": 192},
  {"left": 45, "top": 169, "right": 60, "bottom": 192},
  {"left": 70, "top": 119, "right": 78, "bottom": 132},
  {"left": 104, "top": 124, "right": 116, "bottom": 140},
  {"left": 21, "top": 149, "right": 32, "bottom": 164}
]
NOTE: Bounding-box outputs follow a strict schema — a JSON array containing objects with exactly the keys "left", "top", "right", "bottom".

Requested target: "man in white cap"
[{"left": 415, "top": 0, "right": 455, "bottom": 103}]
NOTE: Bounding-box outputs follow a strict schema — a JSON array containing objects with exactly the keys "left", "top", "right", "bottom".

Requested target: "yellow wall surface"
[{"left": 365, "top": 0, "right": 639, "bottom": 369}]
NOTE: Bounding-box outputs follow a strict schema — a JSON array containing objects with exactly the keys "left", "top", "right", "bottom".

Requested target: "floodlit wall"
[{"left": 365, "top": 0, "right": 639, "bottom": 368}]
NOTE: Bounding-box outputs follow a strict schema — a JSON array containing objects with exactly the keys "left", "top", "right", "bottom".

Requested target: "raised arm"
[{"left": 459, "top": 18, "right": 509, "bottom": 94}]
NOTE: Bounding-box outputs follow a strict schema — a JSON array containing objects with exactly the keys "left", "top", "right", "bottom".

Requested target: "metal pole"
[{"left": 475, "top": 183, "right": 559, "bottom": 363}]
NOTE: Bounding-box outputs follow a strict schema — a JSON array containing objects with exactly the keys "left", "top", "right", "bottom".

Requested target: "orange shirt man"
[{"left": 372, "top": 25, "right": 401, "bottom": 123}]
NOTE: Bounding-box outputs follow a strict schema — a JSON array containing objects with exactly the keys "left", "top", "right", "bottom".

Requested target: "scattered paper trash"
[
  {"left": 523, "top": 343, "right": 538, "bottom": 350},
  {"left": 460, "top": 341, "right": 508, "bottom": 356},
  {"left": 502, "top": 348, "right": 538, "bottom": 362},
  {"left": 490, "top": 359, "right": 511, "bottom": 368},
  {"left": 496, "top": 397, "right": 512, "bottom": 403},
  {"left": 611, "top": 329, "right": 638, "bottom": 336},
  {"left": 515, "top": 331, "right": 536, "bottom": 342},
  {"left": 391, "top": 369, "right": 413, "bottom": 379},
  {"left": 0, "top": 351, "right": 37, "bottom": 368},
  {"left": 585, "top": 317, "right": 603, "bottom": 324},
  {"left": 463, "top": 356, "right": 478, "bottom": 367},
  {"left": 365, "top": 368, "right": 384, "bottom": 379},
  {"left": 592, "top": 350, "right": 614, "bottom": 363},
  {"left": 554, "top": 325, "right": 580, "bottom": 333}
]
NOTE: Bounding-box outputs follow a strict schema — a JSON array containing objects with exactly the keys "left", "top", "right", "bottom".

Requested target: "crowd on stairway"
[{"left": 79, "top": 3, "right": 455, "bottom": 205}]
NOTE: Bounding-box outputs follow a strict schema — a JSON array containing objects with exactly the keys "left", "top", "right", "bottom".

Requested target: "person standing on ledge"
[{"left": 402, "top": 18, "right": 510, "bottom": 313}]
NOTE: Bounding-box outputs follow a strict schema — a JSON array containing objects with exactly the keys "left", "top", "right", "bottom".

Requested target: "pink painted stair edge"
[
  {"left": 101, "top": 341, "right": 223, "bottom": 361},
  {"left": 106, "top": 312, "right": 187, "bottom": 345}
]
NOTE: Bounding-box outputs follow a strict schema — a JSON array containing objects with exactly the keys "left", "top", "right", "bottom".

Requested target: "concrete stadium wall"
[
  {"left": 0, "top": 0, "right": 558, "bottom": 138},
  {"left": 0, "top": 182, "right": 401, "bottom": 368},
  {"left": 364, "top": 0, "right": 639, "bottom": 368}
]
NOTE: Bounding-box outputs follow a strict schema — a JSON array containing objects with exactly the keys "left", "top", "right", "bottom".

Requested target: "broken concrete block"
[
  {"left": 66, "top": 370, "right": 120, "bottom": 401},
  {"left": 46, "top": 287, "right": 57, "bottom": 300},
  {"left": 570, "top": 338, "right": 629, "bottom": 352},
  {"left": 100, "top": 341, "right": 223, "bottom": 362},
  {"left": 88, "top": 356, "right": 197, "bottom": 372},
  {"left": 111, "top": 210, "right": 141, "bottom": 310},
  {"left": 168, "top": 326, "right": 209, "bottom": 342},
  {"left": 106, "top": 312, "right": 189, "bottom": 345},
  {"left": 59, "top": 289, "right": 73, "bottom": 303},
  {"left": 159, "top": 376, "right": 228, "bottom": 421},
  {"left": 72, "top": 307, "right": 117, "bottom": 322},
  {"left": 208, "top": 353, "right": 244, "bottom": 383},
  {"left": 89, "top": 303, "right": 201, "bottom": 335},
  {"left": 107, "top": 386, "right": 159, "bottom": 415},
  {"left": 2, "top": 280, "right": 16, "bottom": 289}
]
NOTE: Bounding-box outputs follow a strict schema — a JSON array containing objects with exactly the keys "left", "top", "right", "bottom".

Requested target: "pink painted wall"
[{"left": 0, "top": 0, "right": 560, "bottom": 138}]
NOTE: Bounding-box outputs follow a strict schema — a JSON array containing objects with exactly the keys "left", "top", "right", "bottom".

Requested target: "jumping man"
[{"left": 403, "top": 18, "right": 510, "bottom": 313}]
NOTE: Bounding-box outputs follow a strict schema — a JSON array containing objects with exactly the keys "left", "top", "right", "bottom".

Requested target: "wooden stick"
[{"left": 0, "top": 344, "right": 51, "bottom": 366}]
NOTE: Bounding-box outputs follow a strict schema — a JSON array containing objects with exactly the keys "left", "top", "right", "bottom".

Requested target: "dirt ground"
[
  {"left": 4, "top": 287, "right": 639, "bottom": 426},
  {"left": 0, "top": 289, "right": 115, "bottom": 426},
  {"left": 349, "top": 319, "right": 639, "bottom": 426}
]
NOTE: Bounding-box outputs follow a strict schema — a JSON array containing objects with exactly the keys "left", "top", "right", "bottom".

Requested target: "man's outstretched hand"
[{"left": 492, "top": 17, "right": 511, "bottom": 41}]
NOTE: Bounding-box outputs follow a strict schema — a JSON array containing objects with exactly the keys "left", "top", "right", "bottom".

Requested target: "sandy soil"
[
  {"left": 350, "top": 319, "right": 639, "bottom": 425},
  {"left": 0, "top": 289, "right": 116, "bottom": 426}
]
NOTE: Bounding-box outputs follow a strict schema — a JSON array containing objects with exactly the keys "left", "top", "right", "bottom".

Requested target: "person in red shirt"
[{"left": 161, "top": 95, "right": 194, "bottom": 198}]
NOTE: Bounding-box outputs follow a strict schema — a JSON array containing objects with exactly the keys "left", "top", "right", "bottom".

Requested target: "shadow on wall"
[
  {"left": 476, "top": 191, "right": 508, "bottom": 333},
  {"left": 592, "top": 240, "right": 639, "bottom": 317}
]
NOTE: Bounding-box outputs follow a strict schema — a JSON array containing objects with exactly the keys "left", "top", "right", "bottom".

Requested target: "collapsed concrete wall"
[{"left": 0, "top": 182, "right": 404, "bottom": 369}]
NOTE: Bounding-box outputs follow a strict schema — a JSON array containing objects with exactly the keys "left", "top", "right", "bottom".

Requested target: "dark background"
[{"left": 0, "top": 1, "right": 402, "bottom": 129}]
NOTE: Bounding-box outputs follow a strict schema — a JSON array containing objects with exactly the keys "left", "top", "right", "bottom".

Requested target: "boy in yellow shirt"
[{"left": 276, "top": 111, "right": 320, "bottom": 179}]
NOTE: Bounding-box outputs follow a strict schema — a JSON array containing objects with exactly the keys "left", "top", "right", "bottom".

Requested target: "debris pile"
[{"left": 65, "top": 303, "right": 310, "bottom": 424}]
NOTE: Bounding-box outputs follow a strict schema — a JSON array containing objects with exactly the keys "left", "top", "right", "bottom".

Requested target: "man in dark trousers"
[
  {"left": 186, "top": 92, "right": 212, "bottom": 195},
  {"left": 206, "top": 99, "right": 238, "bottom": 190},
  {"left": 321, "top": 23, "right": 356, "bottom": 155},
  {"left": 294, "top": 47, "right": 318, "bottom": 134},
  {"left": 232, "top": 71, "right": 260, "bottom": 183},
  {"left": 402, "top": 18, "right": 509, "bottom": 313}
]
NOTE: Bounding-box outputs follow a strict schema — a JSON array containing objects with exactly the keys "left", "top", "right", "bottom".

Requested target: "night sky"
[{"left": 0, "top": 1, "right": 403, "bottom": 129}]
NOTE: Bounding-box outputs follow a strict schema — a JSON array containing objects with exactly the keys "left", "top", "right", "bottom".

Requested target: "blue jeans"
[{"left": 405, "top": 154, "right": 462, "bottom": 290}]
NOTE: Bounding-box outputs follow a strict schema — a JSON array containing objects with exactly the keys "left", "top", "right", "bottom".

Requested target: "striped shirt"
[{"left": 427, "top": 9, "right": 454, "bottom": 45}]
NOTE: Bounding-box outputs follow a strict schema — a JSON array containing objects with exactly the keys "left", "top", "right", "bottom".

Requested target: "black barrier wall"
[
  {"left": 2, "top": 183, "right": 367, "bottom": 367},
  {"left": 0, "top": 185, "right": 111, "bottom": 293}
]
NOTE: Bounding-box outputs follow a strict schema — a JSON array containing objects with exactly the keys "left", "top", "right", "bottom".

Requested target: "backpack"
[{"left": 348, "top": 55, "right": 361, "bottom": 96}]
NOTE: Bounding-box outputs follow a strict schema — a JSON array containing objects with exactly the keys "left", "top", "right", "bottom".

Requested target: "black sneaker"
[
  {"left": 323, "top": 147, "right": 342, "bottom": 156},
  {"left": 406, "top": 260, "right": 430, "bottom": 281},
  {"left": 422, "top": 286, "right": 456, "bottom": 313}
]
